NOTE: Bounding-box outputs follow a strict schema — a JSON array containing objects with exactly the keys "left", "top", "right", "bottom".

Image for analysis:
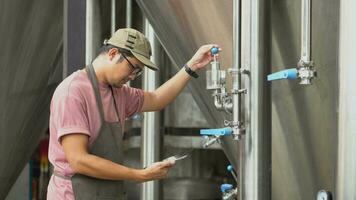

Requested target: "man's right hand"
[{"left": 140, "top": 160, "right": 175, "bottom": 181}]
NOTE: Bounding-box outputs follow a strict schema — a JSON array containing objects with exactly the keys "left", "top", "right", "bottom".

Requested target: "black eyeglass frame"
[{"left": 121, "top": 53, "right": 143, "bottom": 78}]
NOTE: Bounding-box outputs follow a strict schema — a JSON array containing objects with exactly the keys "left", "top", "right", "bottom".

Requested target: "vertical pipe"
[
  {"left": 233, "top": 0, "right": 242, "bottom": 136},
  {"left": 63, "top": 0, "right": 68, "bottom": 78},
  {"left": 64, "top": 0, "right": 86, "bottom": 76},
  {"left": 242, "top": 0, "right": 271, "bottom": 199},
  {"left": 111, "top": 0, "right": 116, "bottom": 35},
  {"left": 86, "top": 0, "right": 101, "bottom": 65},
  {"left": 126, "top": 0, "right": 132, "bottom": 86},
  {"left": 336, "top": 0, "right": 356, "bottom": 199},
  {"left": 126, "top": 0, "right": 132, "bottom": 28},
  {"left": 232, "top": 1, "right": 244, "bottom": 198},
  {"left": 301, "top": 0, "right": 311, "bottom": 62},
  {"left": 140, "top": 19, "right": 161, "bottom": 200},
  {"left": 85, "top": 0, "right": 94, "bottom": 65}
]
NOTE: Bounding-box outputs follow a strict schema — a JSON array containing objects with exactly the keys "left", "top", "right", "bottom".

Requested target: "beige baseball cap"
[{"left": 106, "top": 28, "right": 158, "bottom": 71}]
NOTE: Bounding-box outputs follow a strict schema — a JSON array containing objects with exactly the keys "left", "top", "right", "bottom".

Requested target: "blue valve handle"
[
  {"left": 227, "top": 165, "right": 234, "bottom": 172},
  {"left": 227, "top": 164, "right": 238, "bottom": 183},
  {"left": 267, "top": 68, "right": 298, "bottom": 81},
  {"left": 200, "top": 127, "right": 233, "bottom": 136},
  {"left": 221, "top": 184, "right": 233, "bottom": 193},
  {"left": 211, "top": 47, "right": 219, "bottom": 55}
]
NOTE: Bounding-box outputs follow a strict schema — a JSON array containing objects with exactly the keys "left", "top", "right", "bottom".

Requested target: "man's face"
[{"left": 108, "top": 50, "right": 145, "bottom": 88}]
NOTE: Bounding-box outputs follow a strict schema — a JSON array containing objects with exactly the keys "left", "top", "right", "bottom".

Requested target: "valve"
[
  {"left": 297, "top": 60, "right": 317, "bottom": 85},
  {"left": 207, "top": 47, "right": 224, "bottom": 90},
  {"left": 221, "top": 184, "right": 233, "bottom": 193},
  {"left": 200, "top": 127, "right": 233, "bottom": 148},
  {"left": 211, "top": 47, "right": 219, "bottom": 55},
  {"left": 267, "top": 61, "right": 317, "bottom": 84},
  {"left": 200, "top": 127, "right": 233, "bottom": 136},
  {"left": 227, "top": 164, "right": 238, "bottom": 183},
  {"left": 220, "top": 183, "right": 237, "bottom": 200},
  {"left": 267, "top": 68, "right": 298, "bottom": 81}
]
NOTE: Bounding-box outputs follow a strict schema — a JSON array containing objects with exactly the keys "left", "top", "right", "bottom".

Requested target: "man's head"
[
  {"left": 97, "top": 28, "right": 158, "bottom": 87},
  {"left": 106, "top": 28, "right": 158, "bottom": 71}
]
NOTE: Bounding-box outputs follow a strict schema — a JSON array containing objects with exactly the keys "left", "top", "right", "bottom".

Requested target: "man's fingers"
[{"left": 161, "top": 158, "right": 176, "bottom": 167}]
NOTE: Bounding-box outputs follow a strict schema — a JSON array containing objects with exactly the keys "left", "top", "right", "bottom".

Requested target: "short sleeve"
[
  {"left": 121, "top": 86, "right": 144, "bottom": 118},
  {"left": 51, "top": 88, "right": 90, "bottom": 142}
]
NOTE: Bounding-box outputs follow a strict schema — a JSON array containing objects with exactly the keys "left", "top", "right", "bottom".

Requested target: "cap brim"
[{"left": 132, "top": 51, "right": 159, "bottom": 71}]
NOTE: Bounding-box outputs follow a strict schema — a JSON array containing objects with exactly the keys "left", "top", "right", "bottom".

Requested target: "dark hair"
[{"left": 98, "top": 44, "right": 134, "bottom": 58}]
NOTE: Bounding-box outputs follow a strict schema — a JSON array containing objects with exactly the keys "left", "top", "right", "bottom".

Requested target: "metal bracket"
[
  {"left": 228, "top": 68, "right": 250, "bottom": 75},
  {"left": 202, "top": 135, "right": 221, "bottom": 148},
  {"left": 231, "top": 88, "right": 247, "bottom": 94},
  {"left": 224, "top": 120, "right": 245, "bottom": 140}
]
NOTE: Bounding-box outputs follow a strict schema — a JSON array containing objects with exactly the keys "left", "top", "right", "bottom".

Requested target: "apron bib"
[{"left": 56, "top": 64, "right": 126, "bottom": 200}]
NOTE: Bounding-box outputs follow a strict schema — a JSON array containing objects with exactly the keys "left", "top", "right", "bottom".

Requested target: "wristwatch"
[{"left": 184, "top": 64, "right": 199, "bottom": 78}]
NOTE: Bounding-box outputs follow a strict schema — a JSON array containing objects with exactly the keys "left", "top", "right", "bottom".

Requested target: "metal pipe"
[
  {"left": 301, "top": 0, "right": 311, "bottom": 62},
  {"left": 232, "top": 0, "right": 244, "bottom": 197},
  {"left": 232, "top": 0, "right": 243, "bottom": 138},
  {"left": 241, "top": 0, "right": 271, "bottom": 199},
  {"left": 125, "top": 0, "right": 132, "bottom": 86},
  {"left": 63, "top": 0, "right": 68, "bottom": 78},
  {"left": 126, "top": 0, "right": 132, "bottom": 28},
  {"left": 85, "top": 0, "right": 94, "bottom": 65},
  {"left": 111, "top": 0, "right": 116, "bottom": 35},
  {"left": 336, "top": 0, "right": 356, "bottom": 199},
  {"left": 140, "top": 19, "right": 161, "bottom": 200}
]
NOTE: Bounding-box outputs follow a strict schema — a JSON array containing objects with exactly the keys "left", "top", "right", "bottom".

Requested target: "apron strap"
[
  {"left": 109, "top": 86, "right": 120, "bottom": 121},
  {"left": 86, "top": 64, "right": 105, "bottom": 123}
]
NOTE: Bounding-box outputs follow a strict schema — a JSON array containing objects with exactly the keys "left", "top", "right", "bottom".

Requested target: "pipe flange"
[
  {"left": 231, "top": 88, "right": 247, "bottom": 94},
  {"left": 228, "top": 68, "right": 250, "bottom": 75}
]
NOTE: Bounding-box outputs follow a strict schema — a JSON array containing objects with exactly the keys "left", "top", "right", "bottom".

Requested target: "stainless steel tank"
[{"left": 135, "top": 0, "right": 339, "bottom": 199}]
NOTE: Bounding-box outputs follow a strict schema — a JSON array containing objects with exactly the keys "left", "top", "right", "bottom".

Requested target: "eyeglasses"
[{"left": 121, "top": 54, "right": 143, "bottom": 78}]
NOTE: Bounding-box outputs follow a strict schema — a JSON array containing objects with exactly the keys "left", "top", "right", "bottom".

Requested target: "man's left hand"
[{"left": 186, "top": 44, "right": 222, "bottom": 71}]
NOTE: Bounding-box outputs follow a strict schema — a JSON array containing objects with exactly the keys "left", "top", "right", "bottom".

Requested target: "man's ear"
[{"left": 107, "top": 48, "right": 120, "bottom": 61}]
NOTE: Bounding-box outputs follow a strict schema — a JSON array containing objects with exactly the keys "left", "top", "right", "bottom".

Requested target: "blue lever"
[
  {"left": 200, "top": 127, "right": 233, "bottom": 136},
  {"left": 267, "top": 68, "right": 298, "bottom": 81},
  {"left": 227, "top": 164, "right": 238, "bottom": 182},
  {"left": 227, "top": 165, "right": 233, "bottom": 172},
  {"left": 221, "top": 184, "right": 233, "bottom": 193},
  {"left": 211, "top": 47, "right": 219, "bottom": 55}
]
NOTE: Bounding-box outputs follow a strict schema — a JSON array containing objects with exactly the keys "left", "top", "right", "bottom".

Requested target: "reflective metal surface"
[
  {"left": 301, "top": 0, "right": 311, "bottom": 62},
  {"left": 336, "top": 0, "right": 356, "bottom": 199},
  {"left": 270, "top": 0, "right": 338, "bottom": 199},
  {"left": 240, "top": 0, "right": 271, "bottom": 199},
  {"left": 135, "top": 0, "right": 239, "bottom": 171},
  {"left": 135, "top": 0, "right": 232, "bottom": 126},
  {"left": 124, "top": 147, "right": 229, "bottom": 200},
  {"left": 0, "top": 0, "right": 341, "bottom": 199},
  {"left": 136, "top": 0, "right": 339, "bottom": 199},
  {"left": 0, "top": 0, "right": 63, "bottom": 199},
  {"left": 140, "top": 20, "right": 161, "bottom": 200}
]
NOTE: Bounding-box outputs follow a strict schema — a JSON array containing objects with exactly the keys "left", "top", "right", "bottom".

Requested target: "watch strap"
[{"left": 184, "top": 64, "right": 199, "bottom": 78}]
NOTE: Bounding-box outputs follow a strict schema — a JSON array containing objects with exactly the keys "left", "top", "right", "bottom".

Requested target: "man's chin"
[{"left": 111, "top": 83, "right": 124, "bottom": 88}]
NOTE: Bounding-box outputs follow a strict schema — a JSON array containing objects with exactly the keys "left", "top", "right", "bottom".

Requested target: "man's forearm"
[{"left": 71, "top": 153, "right": 144, "bottom": 181}]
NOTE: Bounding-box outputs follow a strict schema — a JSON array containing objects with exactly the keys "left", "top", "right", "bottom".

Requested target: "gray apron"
[{"left": 55, "top": 64, "right": 126, "bottom": 200}]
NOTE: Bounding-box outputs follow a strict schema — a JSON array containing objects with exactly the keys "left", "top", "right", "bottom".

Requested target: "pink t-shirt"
[{"left": 47, "top": 70, "right": 144, "bottom": 199}]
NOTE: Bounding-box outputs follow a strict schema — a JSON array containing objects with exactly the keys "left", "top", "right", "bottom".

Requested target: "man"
[{"left": 47, "top": 28, "right": 219, "bottom": 199}]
